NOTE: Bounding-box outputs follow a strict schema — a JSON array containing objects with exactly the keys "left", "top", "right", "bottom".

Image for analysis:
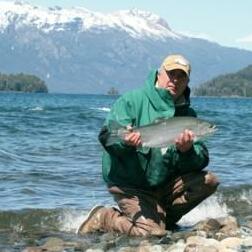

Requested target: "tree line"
[
  {"left": 0, "top": 73, "right": 48, "bottom": 93},
  {"left": 194, "top": 65, "right": 252, "bottom": 97}
]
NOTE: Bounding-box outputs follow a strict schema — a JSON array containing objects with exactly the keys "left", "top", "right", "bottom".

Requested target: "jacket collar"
[{"left": 143, "top": 70, "right": 175, "bottom": 113}]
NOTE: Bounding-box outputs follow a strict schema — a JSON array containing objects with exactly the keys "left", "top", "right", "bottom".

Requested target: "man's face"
[{"left": 157, "top": 68, "right": 189, "bottom": 100}]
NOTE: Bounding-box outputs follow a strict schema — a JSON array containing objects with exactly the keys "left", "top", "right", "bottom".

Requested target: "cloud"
[{"left": 236, "top": 34, "right": 252, "bottom": 43}]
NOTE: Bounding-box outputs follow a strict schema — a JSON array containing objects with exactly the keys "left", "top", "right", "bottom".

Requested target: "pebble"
[{"left": 21, "top": 215, "right": 252, "bottom": 252}]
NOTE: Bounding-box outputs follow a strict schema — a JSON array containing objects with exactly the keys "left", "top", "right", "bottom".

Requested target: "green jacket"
[{"left": 99, "top": 70, "right": 209, "bottom": 189}]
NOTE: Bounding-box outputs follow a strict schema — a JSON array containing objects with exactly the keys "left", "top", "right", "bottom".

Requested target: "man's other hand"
[{"left": 175, "top": 129, "right": 195, "bottom": 153}]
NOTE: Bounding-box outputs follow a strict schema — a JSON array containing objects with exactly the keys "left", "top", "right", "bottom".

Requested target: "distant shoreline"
[
  {"left": 191, "top": 95, "right": 252, "bottom": 99},
  {"left": 0, "top": 72, "right": 48, "bottom": 93},
  {"left": 0, "top": 91, "right": 251, "bottom": 98},
  {"left": 0, "top": 90, "right": 48, "bottom": 93}
]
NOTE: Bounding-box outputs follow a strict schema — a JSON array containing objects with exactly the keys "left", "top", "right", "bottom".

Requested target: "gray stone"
[
  {"left": 194, "top": 218, "right": 222, "bottom": 232},
  {"left": 115, "top": 235, "right": 143, "bottom": 247},
  {"left": 100, "top": 232, "right": 118, "bottom": 242},
  {"left": 220, "top": 237, "right": 242, "bottom": 250},
  {"left": 86, "top": 249, "right": 104, "bottom": 252},
  {"left": 158, "top": 235, "right": 172, "bottom": 244},
  {"left": 22, "top": 247, "right": 45, "bottom": 252},
  {"left": 184, "top": 244, "right": 218, "bottom": 252},
  {"left": 171, "top": 231, "right": 197, "bottom": 242},
  {"left": 136, "top": 244, "right": 164, "bottom": 252},
  {"left": 246, "top": 221, "right": 252, "bottom": 229},
  {"left": 116, "top": 247, "right": 136, "bottom": 252},
  {"left": 42, "top": 237, "right": 65, "bottom": 251},
  {"left": 217, "top": 216, "right": 240, "bottom": 237},
  {"left": 243, "top": 236, "right": 252, "bottom": 247},
  {"left": 166, "top": 240, "right": 186, "bottom": 252}
]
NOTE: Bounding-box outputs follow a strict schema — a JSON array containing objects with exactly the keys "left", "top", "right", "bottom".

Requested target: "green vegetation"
[
  {"left": 194, "top": 65, "right": 252, "bottom": 97},
  {"left": 0, "top": 73, "right": 48, "bottom": 93}
]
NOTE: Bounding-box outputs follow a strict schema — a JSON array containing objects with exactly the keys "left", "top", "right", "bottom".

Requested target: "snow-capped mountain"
[
  {"left": 0, "top": 1, "right": 252, "bottom": 93},
  {"left": 0, "top": 1, "right": 180, "bottom": 38}
]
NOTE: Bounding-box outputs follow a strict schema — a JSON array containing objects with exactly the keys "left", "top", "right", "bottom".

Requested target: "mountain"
[
  {"left": 194, "top": 65, "right": 252, "bottom": 97},
  {"left": 1, "top": 1, "right": 252, "bottom": 94}
]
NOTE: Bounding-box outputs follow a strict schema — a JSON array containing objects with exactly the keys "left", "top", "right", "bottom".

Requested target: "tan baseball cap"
[{"left": 161, "top": 54, "right": 191, "bottom": 77}]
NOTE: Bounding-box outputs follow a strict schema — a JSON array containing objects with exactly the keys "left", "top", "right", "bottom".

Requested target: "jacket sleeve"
[
  {"left": 164, "top": 141, "right": 209, "bottom": 174},
  {"left": 98, "top": 96, "right": 136, "bottom": 156}
]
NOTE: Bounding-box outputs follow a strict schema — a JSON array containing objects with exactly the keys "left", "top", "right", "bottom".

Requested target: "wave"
[
  {"left": 1, "top": 186, "right": 251, "bottom": 233},
  {"left": 0, "top": 208, "right": 93, "bottom": 234},
  {"left": 180, "top": 185, "right": 252, "bottom": 226},
  {"left": 178, "top": 195, "right": 230, "bottom": 226},
  {"left": 94, "top": 107, "right": 111, "bottom": 112},
  {"left": 0, "top": 148, "right": 21, "bottom": 161},
  {"left": 220, "top": 184, "right": 252, "bottom": 204},
  {"left": 28, "top": 106, "right": 44, "bottom": 111}
]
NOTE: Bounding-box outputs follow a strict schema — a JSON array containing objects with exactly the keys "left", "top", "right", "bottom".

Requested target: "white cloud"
[{"left": 236, "top": 34, "right": 252, "bottom": 43}]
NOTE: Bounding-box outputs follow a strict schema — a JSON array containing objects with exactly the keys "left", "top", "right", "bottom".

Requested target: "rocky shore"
[{"left": 22, "top": 215, "right": 252, "bottom": 252}]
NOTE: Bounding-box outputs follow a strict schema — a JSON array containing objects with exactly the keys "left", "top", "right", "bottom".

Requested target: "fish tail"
[
  {"left": 105, "top": 120, "right": 125, "bottom": 146},
  {"left": 105, "top": 134, "right": 121, "bottom": 146}
]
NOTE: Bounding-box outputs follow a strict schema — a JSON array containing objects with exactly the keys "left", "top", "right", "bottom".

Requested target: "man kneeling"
[{"left": 78, "top": 54, "right": 219, "bottom": 236}]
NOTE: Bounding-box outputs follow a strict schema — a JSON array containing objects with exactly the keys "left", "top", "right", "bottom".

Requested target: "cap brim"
[{"left": 165, "top": 64, "right": 190, "bottom": 77}]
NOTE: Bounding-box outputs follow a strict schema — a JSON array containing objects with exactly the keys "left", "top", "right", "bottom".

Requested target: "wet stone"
[
  {"left": 218, "top": 216, "right": 240, "bottom": 237},
  {"left": 184, "top": 244, "right": 218, "bottom": 252},
  {"left": 186, "top": 236, "right": 220, "bottom": 248},
  {"left": 244, "top": 216, "right": 252, "bottom": 230},
  {"left": 100, "top": 232, "right": 118, "bottom": 243},
  {"left": 22, "top": 247, "right": 46, "bottom": 252},
  {"left": 115, "top": 235, "right": 144, "bottom": 248},
  {"left": 158, "top": 235, "right": 172, "bottom": 244},
  {"left": 22, "top": 216, "right": 252, "bottom": 252},
  {"left": 220, "top": 237, "right": 242, "bottom": 250},
  {"left": 243, "top": 236, "right": 252, "bottom": 247},
  {"left": 41, "top": 237, "right": 65, "bottom": 251},
  {"left": 166, "top": 240, "right": 186, "bottom": 252},
  {"left": 136, "top": 244, "right": 164, "bottom": 252},
  {"left": 89, "top": 241, "right": 115, "bottom": 251},
  {"left": 115, "top": 247, "right": 136, "bottom": 252},
  {"left": 171, "top": 230, "right": 197, "bottom": 242},
  {"left": 85, "top": 249, "right": 104, "bottom": 252},
  {"left": 194, "top": 218, "right": 222, "bottom": 232}
]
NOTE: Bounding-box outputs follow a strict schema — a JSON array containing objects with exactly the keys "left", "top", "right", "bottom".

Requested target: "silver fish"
[{"left": 106, "top": 116, "right": 217, "bottom": 148}]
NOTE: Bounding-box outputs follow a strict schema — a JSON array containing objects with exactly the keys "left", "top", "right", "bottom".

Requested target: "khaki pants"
[{"left": 99, "top": 171, "right": 219, "bottom": 236}]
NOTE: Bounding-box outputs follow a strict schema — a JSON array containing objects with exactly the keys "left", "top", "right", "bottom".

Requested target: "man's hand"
[
  {"left": 175, "top": 129, "right": 195, "bottom": 153},
  {"left": 124, "top": 126, "right": 142, "bottom": 147}
]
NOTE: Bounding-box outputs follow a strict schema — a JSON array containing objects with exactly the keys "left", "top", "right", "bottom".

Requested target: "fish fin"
[
  {"left": 153, "top": 117, "right": 167, "bottom": 124},
  {"left": 108, "top": 120, "right": 124, "bottom": 131}
]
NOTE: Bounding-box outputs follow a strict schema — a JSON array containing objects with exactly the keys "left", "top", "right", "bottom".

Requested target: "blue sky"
[{"left": 5, "top": 0, "right": 252, "bottom": 51}]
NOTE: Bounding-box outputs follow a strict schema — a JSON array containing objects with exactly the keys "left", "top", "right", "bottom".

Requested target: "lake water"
[{"left": 0, "top": 93, "right": 251, "bottom": 250}]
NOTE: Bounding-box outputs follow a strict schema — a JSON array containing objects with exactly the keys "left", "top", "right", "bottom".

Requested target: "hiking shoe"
[{"left": 77, "top": 205, "right": 105, "bottom": 234}]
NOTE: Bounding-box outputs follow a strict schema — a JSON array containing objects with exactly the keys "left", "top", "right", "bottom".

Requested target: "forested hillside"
[
  {"left": 0, "top": 73, "right": 48, "bottom": 93},
  {"left": 194, "top": 65, "right": 252, "bottom": 97}
]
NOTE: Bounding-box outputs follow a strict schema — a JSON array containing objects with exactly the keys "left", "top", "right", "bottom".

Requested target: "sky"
[{"left": 3, "top": 0, "right": 252, "bottom": 51}]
